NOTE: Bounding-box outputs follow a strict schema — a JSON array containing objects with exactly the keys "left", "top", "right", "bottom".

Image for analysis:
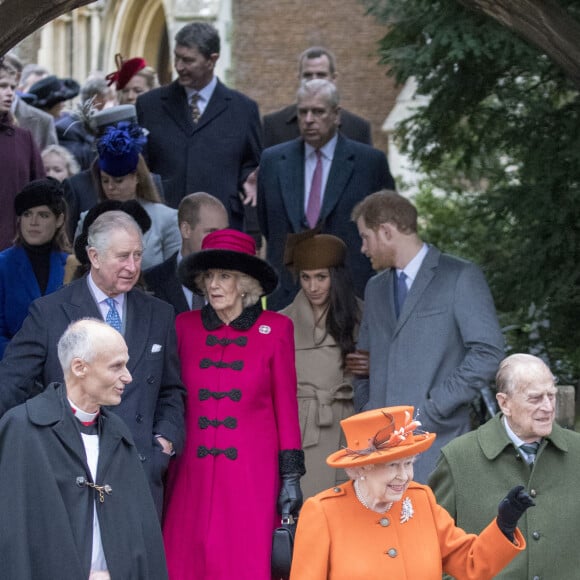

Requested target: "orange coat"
[{"left": 290, "top": 481, "right": 525, "bottom": 580}]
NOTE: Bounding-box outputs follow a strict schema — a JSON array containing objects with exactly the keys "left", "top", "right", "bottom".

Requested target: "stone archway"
[{"left": 100, "top": 0, "right": 171, "bottom": 84}]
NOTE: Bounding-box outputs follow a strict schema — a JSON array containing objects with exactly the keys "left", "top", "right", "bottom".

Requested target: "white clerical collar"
[{"left": 68, "top": 398, "right": 99, "bottom": 424}]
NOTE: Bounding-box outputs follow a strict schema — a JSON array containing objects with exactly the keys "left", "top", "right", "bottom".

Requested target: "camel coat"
[
  {"left": 280, "top": 290, "right": 359, "bottom": 498},
  {"left": 290, "top": 480, "right": 525, "bottom": 580}
]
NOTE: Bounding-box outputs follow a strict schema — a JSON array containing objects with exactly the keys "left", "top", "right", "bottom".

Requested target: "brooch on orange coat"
[{"left": 400, "top": 497, "right": 414, "bottom": 523}]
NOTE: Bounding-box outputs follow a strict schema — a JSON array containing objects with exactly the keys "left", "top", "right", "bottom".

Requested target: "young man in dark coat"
[{"left": 0, "top": 319, "right": 168, "bottom": 580}]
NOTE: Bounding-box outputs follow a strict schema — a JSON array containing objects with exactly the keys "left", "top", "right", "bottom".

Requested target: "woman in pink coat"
[{"left": 163, "top": 229, "right": 304, "bottom": 580}]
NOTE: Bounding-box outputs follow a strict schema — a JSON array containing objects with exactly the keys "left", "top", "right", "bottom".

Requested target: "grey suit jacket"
[
  {"left": 0, "top": 277, "right": 186, "bottom": 515},
  {"left": 14, "top": 97, "right": 57, "bottom": 151},
  {"left": 354, "top": 246, "right": 504, "bottom": 483}
]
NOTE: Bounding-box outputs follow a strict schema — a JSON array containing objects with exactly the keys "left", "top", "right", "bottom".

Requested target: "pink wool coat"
[{"left": 163, "top": 303, "right": 302, "bottom": 580}]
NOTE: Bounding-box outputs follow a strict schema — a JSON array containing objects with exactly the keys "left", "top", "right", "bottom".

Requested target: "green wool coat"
[{"left": 429, "top": 413, "right": 580, "bottom": 580}]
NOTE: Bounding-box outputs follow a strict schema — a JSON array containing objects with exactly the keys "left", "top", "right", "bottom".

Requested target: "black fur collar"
[{"left": 201, "top": 302, "right": 263, "bottom": 331}]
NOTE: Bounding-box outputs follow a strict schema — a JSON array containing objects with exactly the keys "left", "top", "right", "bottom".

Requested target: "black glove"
[
  {"left": 278, "top": 473, "right": 303, "bottom": 517},
  {"left": 497, "top": 485, "right": 535, "bottom": 541},
  {"left": 277, "top": 450, "right": 306, "bottom": 517}
]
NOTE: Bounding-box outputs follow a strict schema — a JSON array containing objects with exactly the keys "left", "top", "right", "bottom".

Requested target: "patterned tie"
[
  {"left": 190, "top": 93, "right": 201, "bottom": 124},
  {"left": 520, "top": 441, "right": 540, "bottom": 462},
  {"left": 105, "top": 298, "right": 122, "bottom": 332},
  {"left": 306, "top": 149, "right": 323, "bottom": 228},
  {"left": 394, "top": 271, "right": 408, "bottom": 318}
]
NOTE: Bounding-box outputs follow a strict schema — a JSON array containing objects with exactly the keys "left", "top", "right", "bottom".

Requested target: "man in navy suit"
[
  {"left": 258, "top": 79, "right": 395, "bottom": 310},
  {"left": 144, "top": 191, "right": 228, "bottom": 315},
  {"left": 136, "top": 22, "right": 261, "bottom": 230},
  {"left": 262, "top": 46, "right": 372, "bottom": 147},
  {"left": 0, "top": 210, "right": 185, "bottom": 517}
]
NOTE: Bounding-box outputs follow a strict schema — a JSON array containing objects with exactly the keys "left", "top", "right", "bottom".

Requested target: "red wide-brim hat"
[
  {"left": 178, "top": 229, "right": 278, "bottom": 296},
  {"left": 327, "top": 406, "right": 436, "bottom": 468}
]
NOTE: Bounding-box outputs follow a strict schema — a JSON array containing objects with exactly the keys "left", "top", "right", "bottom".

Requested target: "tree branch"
[
  {"left": 0, "top": 0, "right": 95, "bottom": 57},
  {"left": 457, "top": 0, "right": 580, "bottom": 88}
]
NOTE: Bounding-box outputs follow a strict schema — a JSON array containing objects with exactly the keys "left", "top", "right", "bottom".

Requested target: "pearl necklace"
[{"left": 354, "top": 479, "right": 392, "bottom": 514}]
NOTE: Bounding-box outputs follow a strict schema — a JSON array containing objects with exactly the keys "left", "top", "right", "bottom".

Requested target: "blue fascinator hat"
[{"left": 97, "top": 121, "right": 147, "bottom": 177}]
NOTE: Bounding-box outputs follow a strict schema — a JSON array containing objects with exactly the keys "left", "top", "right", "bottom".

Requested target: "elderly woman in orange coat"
[{"left": 290, "top": 406, "right": 533, "bottom": 580}]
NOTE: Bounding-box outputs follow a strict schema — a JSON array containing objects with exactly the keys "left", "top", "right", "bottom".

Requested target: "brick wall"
[{"left": 231, "top": 0, "right": 400, "bottom": 155}]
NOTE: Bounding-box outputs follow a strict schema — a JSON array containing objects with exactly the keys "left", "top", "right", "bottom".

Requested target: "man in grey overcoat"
[
  {"left": 348, "top": 190, "right": 504, "bottom": 482},
  {"left": 430, "top": 353, "right": 580, "bottom": 579}
]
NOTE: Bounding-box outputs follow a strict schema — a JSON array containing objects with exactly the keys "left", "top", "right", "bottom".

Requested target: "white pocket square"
[{"left": 151, "top": 344, "right": 162, "bottom": 353}]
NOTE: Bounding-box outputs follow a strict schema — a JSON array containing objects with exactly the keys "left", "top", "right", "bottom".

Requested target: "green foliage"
[{"left": 364, "top": 0, "right": 580, "bottom": 381}]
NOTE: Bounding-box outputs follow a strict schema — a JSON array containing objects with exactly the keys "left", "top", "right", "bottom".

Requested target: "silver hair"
[
  {"left": 57, "top": 318, "right": 110, "bottom": 373},
  {"left": 496, "top": 353, "right": 555, "bottom": 395},
  {"left": 344, "top": 465, "right": 374, "bottom": 481},
  {"left": 87, "top": 210, "right": 143, "bottom": 255},
  {"left": 194, "top": 270, "right": 264, "bottom": 308},
  {"left": 296, "top": 78, "right": 340, "bottom": 108},
  {"left": 80, "top": 77, "right": 110, "bottom": 102}
]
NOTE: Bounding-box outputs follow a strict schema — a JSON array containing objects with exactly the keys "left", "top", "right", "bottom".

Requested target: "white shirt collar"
[
  {"left": 87, "top": 272, "right": 126, "bottom": 310},
  {"left": 502, "top": 415, "right": 542, "bottom": 463},
  {"left": 397, "top": 243, "right": 429, "bottom": 285},
  {"left": 186, "top": 75, "right": 217, "bottom": 104},
  {"left": 304, "top": 133, "right": 338, "bottom": 161}
]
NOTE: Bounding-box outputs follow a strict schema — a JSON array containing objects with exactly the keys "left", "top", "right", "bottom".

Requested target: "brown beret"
[{"left": 284, "top": 231, "right": 346, "bottom": 271}]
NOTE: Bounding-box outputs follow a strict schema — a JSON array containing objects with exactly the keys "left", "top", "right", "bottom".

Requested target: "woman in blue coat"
[{"left": 0, "top": 178, "right": 70, "bottom": 357}]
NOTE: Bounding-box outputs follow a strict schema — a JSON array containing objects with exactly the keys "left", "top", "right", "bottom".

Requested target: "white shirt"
[
  {"left": 177, "top": 250, "right": 194, "bottom": 310},
  {"left": 69, "top": 399, "right": 108, "bottom": 573},
  {"left": 303, "top": 135, "right": 338, "bottom": 214},
  {"left": 502, "top": 416, "right": 541, "bottom": 464},
  {"left": 87, "top": 273, "right": 126, "bottom": 325},
  {"left": 186, "top": 76, "right": 218, "bottom": 117},
  {"left": 397, "top": 243, "right": 429, "bottom": 291}
]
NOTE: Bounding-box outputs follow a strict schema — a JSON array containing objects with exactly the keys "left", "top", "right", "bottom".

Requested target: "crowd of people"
[{"left": 0, "top": 19, "right": 577, "bottom": 580}]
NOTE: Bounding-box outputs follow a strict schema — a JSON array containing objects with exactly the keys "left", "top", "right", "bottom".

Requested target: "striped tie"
[{"left": 519, "top": 441, "right": 540, "bottom": 463}]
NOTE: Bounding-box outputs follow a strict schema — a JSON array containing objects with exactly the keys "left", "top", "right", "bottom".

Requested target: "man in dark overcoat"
[
  {"left": 0, "top": 319, "right": 168, "bottom": 580},
  {"left": 136, "top": 22, "right": 261, "bottom": 229},
  {"left": 0, "top": 210, "right": 185, "bottom": 517}
]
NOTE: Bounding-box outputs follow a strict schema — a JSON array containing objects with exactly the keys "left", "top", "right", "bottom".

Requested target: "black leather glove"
[
  {"left": 278, "top": 473, "right": 303, "bottom": 517},
  {"left": 277, "top": 450, "right": 306, "bottom": 517},
  {"left": 497, "top": 485, "right": 535, "bottom": 541}
]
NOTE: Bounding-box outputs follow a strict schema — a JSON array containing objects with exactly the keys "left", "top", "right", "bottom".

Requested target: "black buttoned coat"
[{"left": 0, "top": 383, "right": 168, "bottom": 579}]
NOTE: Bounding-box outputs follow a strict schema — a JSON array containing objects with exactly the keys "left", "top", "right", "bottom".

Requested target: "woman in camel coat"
[{"left": 280, "top": 232, "right": 361, "bottom": 498}]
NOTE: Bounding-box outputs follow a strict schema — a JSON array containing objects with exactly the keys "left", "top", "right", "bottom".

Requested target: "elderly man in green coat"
[{"left": 429, "top": 353, "right": 580, "bottom": 580}]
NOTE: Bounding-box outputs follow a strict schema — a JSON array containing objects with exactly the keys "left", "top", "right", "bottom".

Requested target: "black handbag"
[{"left": 271, "top": 514, "right": 296, "bottom": 580}]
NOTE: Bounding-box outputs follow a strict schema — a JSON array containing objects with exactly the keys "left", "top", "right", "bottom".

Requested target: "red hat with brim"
[
  {"left": 327, "top": 406, "right": 436, "bottom": 468},
  {"left": 178, "top": 228, "right": 278, "bottom": 296}
]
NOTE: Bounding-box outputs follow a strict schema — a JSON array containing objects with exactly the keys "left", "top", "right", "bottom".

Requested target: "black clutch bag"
[{"left": 272, "top": 514, "right": 296, "bottom": 580}]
